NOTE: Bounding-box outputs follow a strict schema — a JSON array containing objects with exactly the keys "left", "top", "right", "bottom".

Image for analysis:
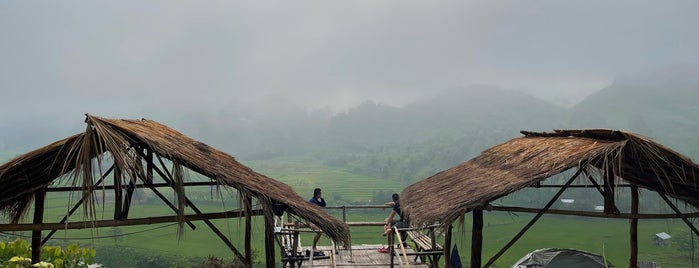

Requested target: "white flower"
[
  {"left": 8, "top": 256, "right": 32, "bottom": 263},
  {"left": 32, "top": 261, "right": 55, "bottom": 268}
]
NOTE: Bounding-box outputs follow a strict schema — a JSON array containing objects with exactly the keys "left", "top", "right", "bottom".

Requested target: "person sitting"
[{"left": 378, "top": 193, "right": 409, "bottom": 253}]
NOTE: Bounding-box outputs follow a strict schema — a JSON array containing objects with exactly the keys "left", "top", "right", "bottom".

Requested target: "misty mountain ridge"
[
  {"left": 2, "top": 67, "right": 697, "bottom": 182},
  {"left": 569, "top": 67, "right": 699, "bottom": 157}
]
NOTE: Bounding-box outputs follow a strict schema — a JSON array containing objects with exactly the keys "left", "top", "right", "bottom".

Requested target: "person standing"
[{"left": 309, "top": 188, "right": 326, "bottom": 253}]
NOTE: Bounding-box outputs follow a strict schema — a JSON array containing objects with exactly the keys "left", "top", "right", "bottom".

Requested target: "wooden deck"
[{"left": 295, "top": 244, "right": 432, "bottom": 268}]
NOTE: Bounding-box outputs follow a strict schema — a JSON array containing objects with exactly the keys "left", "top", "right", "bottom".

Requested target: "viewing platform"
[
  {"left": 290, "top": 245, "right": 432, "bottom": 268},
  {"left": 277, "top": 205, "right": 444, "bottom": 268}
]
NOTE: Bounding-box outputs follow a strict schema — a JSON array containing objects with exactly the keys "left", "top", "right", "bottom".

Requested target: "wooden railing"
[{"left": 322, "top": 205, "right": 391, "bottom": 226}]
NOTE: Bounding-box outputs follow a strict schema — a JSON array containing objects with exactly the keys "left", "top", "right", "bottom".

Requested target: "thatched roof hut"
[
  {"left": 402, "top": 129, "right": 699, "bottom": 227},
  {"left": 0, "top": 115, "right": 350, "bottom": 257}
]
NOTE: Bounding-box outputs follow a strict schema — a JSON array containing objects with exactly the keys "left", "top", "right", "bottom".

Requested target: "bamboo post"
[
  {"left": 603, "top": 164, "right": 619, "bottom": 214},
  {"left": 113, "top": 166, "right": 123, "bottom": 220},
  {"left": 471, "top": 209, "right": 483, "bottom": 268},
  {"left": 342, "top": 206, "right": 347, "bottom": 222},
  {"left": 31, "top": 188, "right": 46, "bottom": 264},
  {"left": 629, "top": 185, "right": 639, "bottom": 268},
  {"left": 444, "top": 224, "right": 452, "bottom": 268},
  {"left": 263, "top": 209, "right": 275, "bottom": 268},
  {"left": 390, "top": 231, "right": 395, "bottom": 267},
  {"left": 244, "top": 195, "right": 253, "bottom": 268}
]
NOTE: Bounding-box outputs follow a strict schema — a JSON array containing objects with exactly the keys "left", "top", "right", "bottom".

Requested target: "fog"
[{"left": 1, "top": 1, "right": 698, "bottom": 151}]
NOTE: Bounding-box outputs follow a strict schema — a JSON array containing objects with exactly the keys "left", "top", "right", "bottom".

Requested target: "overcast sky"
[{"left": 1, "top": 1, "right": 698, "bottom": 134}]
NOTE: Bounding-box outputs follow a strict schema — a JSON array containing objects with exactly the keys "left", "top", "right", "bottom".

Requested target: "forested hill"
[
  {"left": 2, "top": 68, "right": 696, "bottom": 184},
  {"left": 569, "top": 66, "right": 699, "bottom": 159},
  {"left": 318, "top": 86, "right": 569, "bottom": 184}
]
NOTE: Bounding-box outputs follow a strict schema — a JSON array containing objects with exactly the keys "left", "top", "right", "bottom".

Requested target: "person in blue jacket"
[{"left": 309, "top": 188, "right": 326, "bottom": 253}]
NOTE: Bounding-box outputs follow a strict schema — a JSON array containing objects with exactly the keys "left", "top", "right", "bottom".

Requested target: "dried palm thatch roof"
[
  {"left": 402, "top": 129, "right": 699, "bottom": 227},
  {"left": 0, "top": 114, "right": 350, "bottom": 245}
]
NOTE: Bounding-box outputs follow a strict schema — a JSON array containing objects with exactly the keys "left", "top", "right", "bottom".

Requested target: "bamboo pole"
[
  {"left": 603, "top": 163, "right": 619, "bottom": 214},
  {"left": 630, "top": 185, "right": 639, "bottom": 268},
  {"left": 444, "top": 224, "right": 452, "bottom": 268},
  {"left": 659, "top": 193, "right": 699, "bottom": 238},
  {"left": 264, "top": 209, "right": 276, "bottom": 268},
  {"left": 113, "top": 166, "right": 122, "bottom": 220},
  {"left": 31, "top": 189, "right": 46, "bottom": 263},
  {"left": 244, "top": 195, "right": 253, "bottom": 268},
  {"left": 471, "top": 209, "right": 483, "bottom": 268}
]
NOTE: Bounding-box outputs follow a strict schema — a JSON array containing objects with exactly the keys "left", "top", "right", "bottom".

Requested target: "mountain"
[
  {"left": 569, "top": 65, "right": 699, "bottom": 159},
  {"left": 320, "top": 85, "right": 570, "bottom": 183},
  {"left": 3, "top": 66, "right": 696, "bottom": 182}
]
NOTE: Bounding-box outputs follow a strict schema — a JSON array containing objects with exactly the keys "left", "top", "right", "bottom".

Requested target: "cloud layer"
[{"left": 1, "top": 1, "right": 697, "bottom": 138}]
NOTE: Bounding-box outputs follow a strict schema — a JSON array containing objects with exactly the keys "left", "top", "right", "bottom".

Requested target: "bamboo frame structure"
[
  {"left": 402, "top": 129, "right": 699, "bottom": 268},
  {"left": 0, "top": 115, "right": 350, "bottom": 267}
]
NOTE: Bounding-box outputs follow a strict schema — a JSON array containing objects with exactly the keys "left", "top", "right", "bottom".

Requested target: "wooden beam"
[
  {"left": 471, "top": 209, "right": 483, "bottom": 268},
  {"left": 244, "top": 195, "right": 253, "bottom": 268},
  {"left": 139, "top": 176, "right": 197, "bottom": 230},
  {"left": 119, "top": 175, "right": 137, "bottom": 220},
  {"left": 444, "top": 224, "right": 452, "bottom": 268},
  {"left": 146, "top": 147, "right": 154, "bottom": 184},
  {"left": 483, "top": 166, "right": 584, "bottom": 268},
  {"left": 119, "top": 147, "right": 143, "bottom": 220},
  {"left": 46, "top": 181, "right": 219, "bottom": 192},
  {"left": 151, "top": 154, "right": 246, "bottom": 262},
  {"left": 264, "top": 210, "right": 275, "bottom": 268},
  {"left": 603, "top": 164, "right": 619, "bottom": 214},
  {"left": 113, "top": 166, "right": 122, "bottom": 220},
  {"left": 346, "top": 222, "right": 385, "bottom": 226},
  {"left": 489, "top": 206, "right": 699, "bottom": 219},
  {"left": 31, "top": 189, "right": 46, "bottom": 263},
  {"left": 0, "top": 209, "right": 263, "bottom": 231},
  {"left": 42, "top": 165, "right": 114, "bottom": 245},
  {"left": 584, "top": 171, "right": 606, "bottom": 195},
  {"left": 630, "top": 185, "right": 639, "bottom": 268},
  {"left": 528, "top": 184, "right": 633, "bottom": 188},
  {"left": 659, "top": 193, "right": 699, "bottom": 238}
]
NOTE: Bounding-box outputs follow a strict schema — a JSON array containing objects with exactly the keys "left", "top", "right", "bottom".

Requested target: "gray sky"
[{"left": 1, "top": 1, "right": 698, "bottom": 131}]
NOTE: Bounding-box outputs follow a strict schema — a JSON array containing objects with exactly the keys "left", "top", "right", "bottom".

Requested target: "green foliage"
[
  {"left": 199, "top": 255, "right": 246, "bottom": 268},
  {"left": 0, "top": 239, "right": 94, "bottom": 268},
  {"left": 674, "top": 232, "right": 699, "bottom": 258},
  {"left": 0, "top": 239, "right": 30, "bottom": 263}
]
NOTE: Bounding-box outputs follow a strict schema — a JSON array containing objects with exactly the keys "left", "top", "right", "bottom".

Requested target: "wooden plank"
[{"left": 303, "top": 245, "right": 432, "bottom": 267}]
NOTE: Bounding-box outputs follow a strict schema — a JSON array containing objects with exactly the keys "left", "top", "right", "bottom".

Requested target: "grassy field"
[
  {"left": 2, "top": 155, "right": 698, "bottom": 267},
  {"left": 243, "top": 155, "right": 405, "bottom": 203},
  {"left": 19, "top": 208, "right": 695, "bottom": 267}
]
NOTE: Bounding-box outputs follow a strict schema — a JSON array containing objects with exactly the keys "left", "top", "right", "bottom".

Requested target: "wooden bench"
[{"left": 390, "top": 225, "right": 444, "bottom": 268}]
